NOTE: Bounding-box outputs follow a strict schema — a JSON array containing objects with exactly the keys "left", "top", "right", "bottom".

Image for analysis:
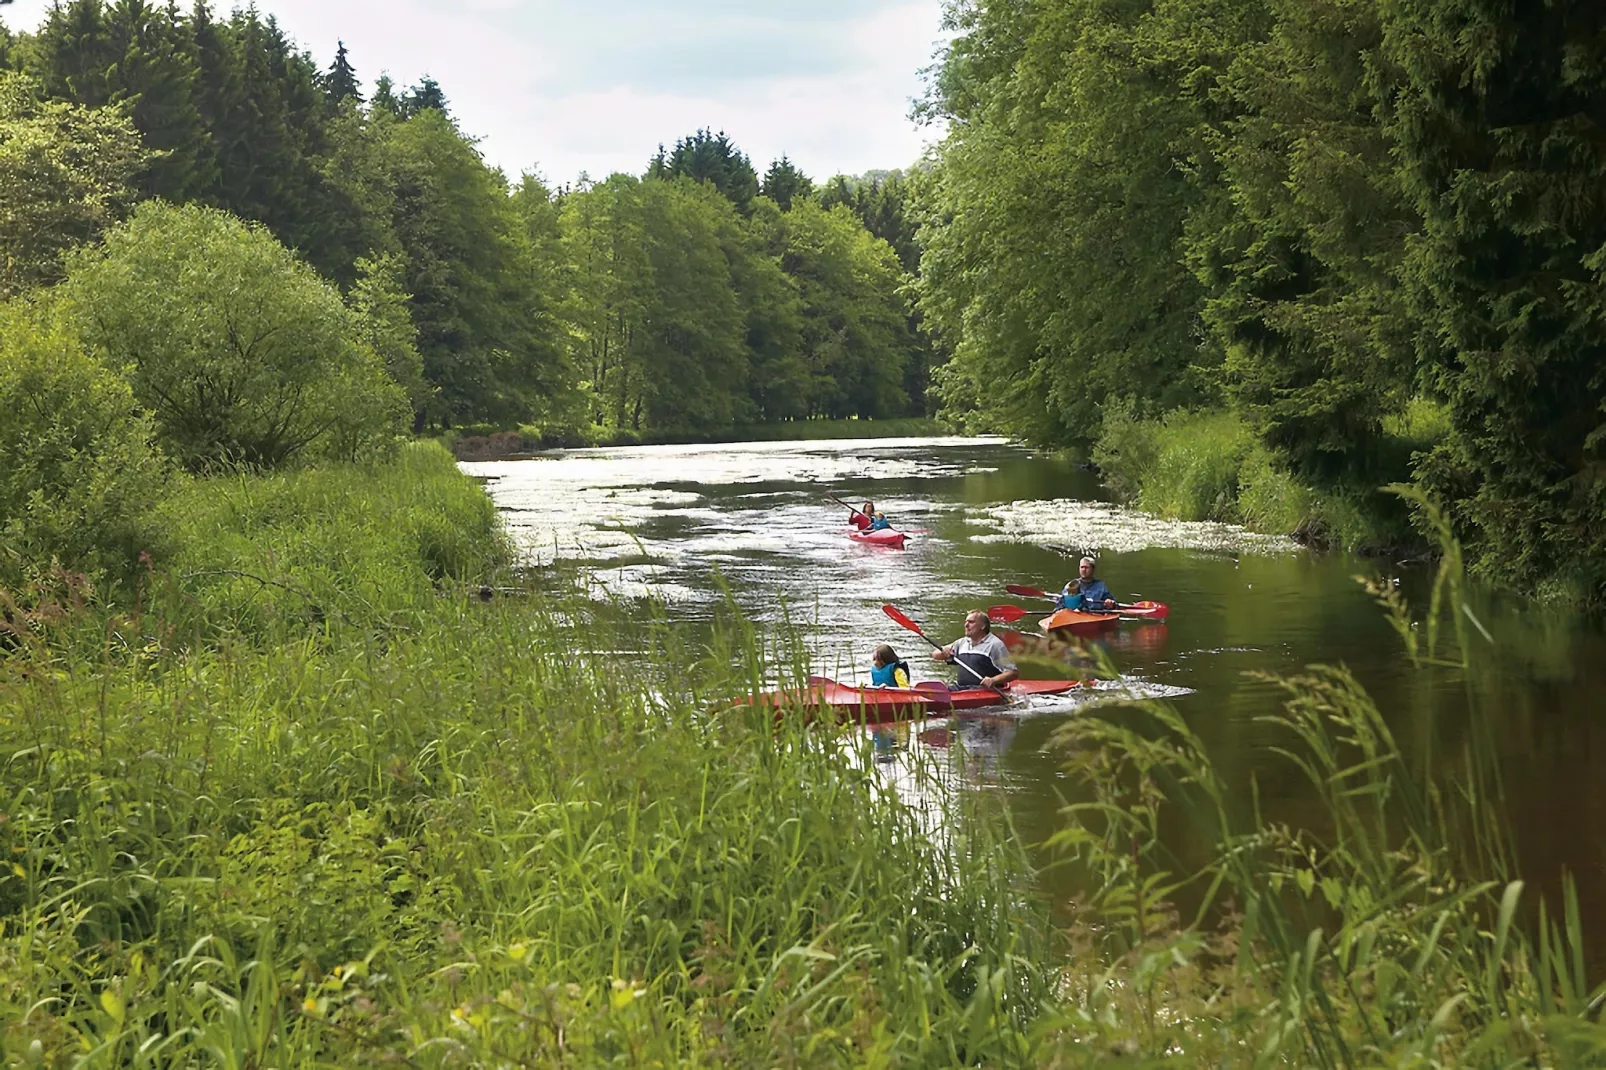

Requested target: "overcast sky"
[{"left": 1, "top": 0, "right": 951, "bottom": 186}]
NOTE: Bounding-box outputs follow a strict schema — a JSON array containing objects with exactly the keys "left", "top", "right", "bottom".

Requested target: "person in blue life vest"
[
  {"left": 868, "top": 511, "right": 892, "bottom": 531},
  {"left": 870, "top": 644, "right": 911, "bottom": 688},
  {"left": 933, "top": 610, "right": 1020, "bottom": 690},
  {"left": 1060, "top": 556, "right": 1115, "bottom": 611}
]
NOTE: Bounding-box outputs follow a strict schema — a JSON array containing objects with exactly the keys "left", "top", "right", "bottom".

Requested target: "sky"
[{"left": 0, "top": 0, "right": 953, "bottom": 186}]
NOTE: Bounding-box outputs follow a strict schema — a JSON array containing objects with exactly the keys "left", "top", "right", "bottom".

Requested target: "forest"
[
  {"left": 0, "top": 0, "right": 933, "bottom": 449},
  {"left": 918, "top": 0, "right": 1606, "bottom": 600}
]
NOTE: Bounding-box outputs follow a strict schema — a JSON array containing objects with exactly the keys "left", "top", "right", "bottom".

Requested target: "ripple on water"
[{"left": 969, "top": 498, "right": 1297, "bottom": 556}]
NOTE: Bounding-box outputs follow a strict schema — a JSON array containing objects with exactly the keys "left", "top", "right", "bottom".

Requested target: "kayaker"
[
  {"left": 1060, "top": 557, "right": 1115, "bottom": 611},
  {"left": 868, "top": 512, "right": 892, "bottom": 531},
  {"left": 870, "top": 644, "right": 911, "bottom": 688},
  {"left": 851, "top": 500, "right": 875, "bottom": 531},
  {"left": 933, "top": 610, "right": 1019, "bottom": 690}
]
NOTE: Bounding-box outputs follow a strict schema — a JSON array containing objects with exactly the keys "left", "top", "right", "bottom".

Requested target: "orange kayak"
[{"left": 1039, "top": 608, "right": 1121, "bottom": 637}]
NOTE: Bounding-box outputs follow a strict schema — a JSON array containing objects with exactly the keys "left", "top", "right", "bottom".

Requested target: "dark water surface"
[{"left": 464, "top": 437, "right": 1606, "bottom": 935}]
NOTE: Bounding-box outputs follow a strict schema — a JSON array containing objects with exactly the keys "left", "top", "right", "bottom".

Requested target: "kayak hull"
[
  {"left": 747, "top": 677, "right": 1081, "bottom": 721},
  {"left": 849, "top": 528, "right": 909, "bottom": 548},
  {"left": 1039, "top": 608, "right": 1121, "bottom": 637}
]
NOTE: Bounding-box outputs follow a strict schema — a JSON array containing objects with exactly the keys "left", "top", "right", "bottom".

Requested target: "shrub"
[
  {"left": 0, "top": 300, "right": 168, "bottom": 589},
  {"left": 62, "top": 202, "right": 408, "bottom": 470}
]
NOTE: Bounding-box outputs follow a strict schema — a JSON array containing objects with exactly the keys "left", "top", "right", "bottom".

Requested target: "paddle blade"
[
  {"left": 881, "top": 604, "right": 923, "bottom": 635},
  {"left": 1006, "top": 583, "right": 1052, "bottom": 600},
  {"left": 913, "top": 680, "right": 951, "bottom": 693},
  {"left": 986, "top": 604, "right": 1028, "bottom": 623},
  {"left": 998, "top": 628, "right": 1028, "bottom": 651}
]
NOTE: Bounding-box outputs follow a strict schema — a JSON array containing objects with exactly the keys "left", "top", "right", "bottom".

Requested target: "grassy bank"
[
  {"left": 0, "top": 444, "right": 1050, "bottom": 1065},
  {"left": 3, "top": 443, "right": 1601, "bottom": 1064},
  {"left": 1091, "top": 408, "right": 1437, "bottom": 554},
  {"left": 446, "top": 417, "right": 956, "bottom": 459}
]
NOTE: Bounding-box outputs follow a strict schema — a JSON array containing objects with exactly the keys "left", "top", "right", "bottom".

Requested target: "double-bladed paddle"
[
  {"left": 882, "top": 604, "right": 1009, "bottom": 696},
  {"left": 826, "top": 493, "right": 871, "bottom": 520}
]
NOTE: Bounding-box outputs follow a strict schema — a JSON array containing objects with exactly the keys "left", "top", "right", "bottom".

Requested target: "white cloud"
[{"left": 0, "top": 0, "right": 950, "bottom": 184}]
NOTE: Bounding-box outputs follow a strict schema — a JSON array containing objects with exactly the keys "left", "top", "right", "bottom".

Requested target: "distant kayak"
[
  {"left": 1039, "top": 608, "right": 1121, "bottom": 636},
  {"left": 745, "top": 677, "right": 1081, "bottom": 721},
  {"left": 849, "top": 528, "right": 909, "bottom": 548}
]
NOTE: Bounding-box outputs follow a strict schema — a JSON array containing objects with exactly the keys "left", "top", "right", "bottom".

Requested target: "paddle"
[
  {"left": 1004, "top": 583, "right": 1170, "bottom": 621},
  {"left": 882, "top": 604, "right": 1010, "bottom": 697},
  {"left": 985, "top": 604, "right": 1029, "bottom": 623},
  {"left": 825, "top": 493, "right": 872, "bottom": 521}
]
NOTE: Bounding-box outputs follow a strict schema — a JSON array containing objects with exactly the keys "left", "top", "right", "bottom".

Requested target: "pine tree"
[
  {"left": 370, "top": 73, "right": 400, "bottom": 116},
  {"left": 760, "top": 155, "right": 811, "bottom": 210},
  {"left": 323, "top": 39, "right": 360, "bottom": 105},
  {"left": 400, "top": 75, "right": 446, "bottom": 118},
  {"left": 654, "top": 129, "right": 759, "bottom": 214},
  {"left": 28, "top": 0, "right": 117, "bottom": 106},
  {"left": 104, "top": 0, "right": 212, "bottom": 200}
]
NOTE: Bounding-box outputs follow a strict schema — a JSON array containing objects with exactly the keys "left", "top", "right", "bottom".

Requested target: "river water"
[{"left": 463, "top": 436, "right": 1606, "bottom": 935}]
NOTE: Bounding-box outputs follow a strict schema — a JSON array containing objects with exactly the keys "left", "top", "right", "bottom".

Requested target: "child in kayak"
[
  {"left": 869, "top": 512, "right": 892, "bottom": 531},
  {"left": 1060, "top": 557, "right": 1115, "bottom": 611},
  {"left": 851, "top": 500, "right": 875, "bottom": 531},
  {"left": 870, "top": 644, "right": 911, "bottom": 688}
]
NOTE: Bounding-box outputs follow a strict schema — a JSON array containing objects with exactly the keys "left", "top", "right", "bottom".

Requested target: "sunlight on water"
[{"left": 971, "top": 498, "right": 1297, "bottom": 556}]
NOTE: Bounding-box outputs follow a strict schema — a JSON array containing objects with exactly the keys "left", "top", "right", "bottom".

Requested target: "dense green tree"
[
  {"left": 776, "top": 201, "right": 914, "bottom": 419},
  {"left": 62, "top": 201, "right": 407, "bottom": 468},
  {"left": 382, "top": 109, "right": 567, "bottom": 428},
  {"left": 0, "top": 71, "right": 147, "bottom": 298},
  {"left": 760, "top": 155, "right": 812, "bottom": 211},
  {"left": 400, "top": 75, "right": 446, "bottom": 118},
  {"left": 322, "top": 39, "right": 360, "bottom": 105},
  {"left": 369, "top": 72, "right": 400, "bottom": 116},
  {"left": 0, "top": 299, "right": 170, "bottom": 588},
  {"left": 649, "top": 129, "right": 759, "bottom": 215},
  {"left": 1383, "top": 0, "right": 1606, "bottom": 592},
  {"left": 1188, "top": 0, "right": 1416, "bottom": 487}
]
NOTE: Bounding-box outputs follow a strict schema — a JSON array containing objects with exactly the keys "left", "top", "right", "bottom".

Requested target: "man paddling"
[
  {"left": 1059, "top": 557, "right": 1115, "bottom": 611},
  {"left": 933, "top": 610, "right": 1019, "bottom": 690}
]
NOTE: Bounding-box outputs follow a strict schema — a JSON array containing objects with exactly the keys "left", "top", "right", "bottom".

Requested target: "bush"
[
  {"left": 0, "top": 300, "right": 168, "bottom": 590},
  {"left": 62, "top": 202, "right": 408, "bottom": 470},
  {"left": 1094, "top": 407, "right": 1253, "bottom": 521}
]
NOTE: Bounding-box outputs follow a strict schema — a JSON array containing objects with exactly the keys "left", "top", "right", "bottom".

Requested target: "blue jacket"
[
  {"left": 869, "top": 516, "right": 891, "bottom": 531},
  {"left": 871, "top": 660, "right": 911, "bottom": 688},
  {"left": 1059, "top": 579, "right": 1112, "bottom": 610}
]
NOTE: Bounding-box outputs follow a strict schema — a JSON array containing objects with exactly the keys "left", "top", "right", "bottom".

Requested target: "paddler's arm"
[{"left": 983, "top": 668, "right": 1020, "bottom": 688}]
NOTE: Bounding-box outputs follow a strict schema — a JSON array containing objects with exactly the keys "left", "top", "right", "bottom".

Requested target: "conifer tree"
[
  {"left": 104, "top": 0, "right": 212, "bottom": 200},
  {"left": 654, "top": 129, "right": 759, "bottom": 214},
  {"left": 760, "top": 155, "right": 811, "bottom": 210},
  {"left": 323, "top": 39, "right": 360, "bottom": 105},
  {"left": 28, "top": 0, "right": 117, "bottom": 106},
  {"left": 369, "top": 73, "right": 400, "bottom": 116},
  {"left": 400, "top": 75, "right": 446, "bottom": 118}
]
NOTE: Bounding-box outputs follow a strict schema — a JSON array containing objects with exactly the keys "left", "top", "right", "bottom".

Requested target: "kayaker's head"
[
  {"left": 873, "top": 644, "right": 899, "bottom": 668},
  {"left": 1078, "top": 556, "right": 1098, "bottom": 580},
  {"left": 862, "top": 501, "right": 875, "bottom": 515},
  {"left": 964, "top": 610, "right": 991, "bottom": 640}
]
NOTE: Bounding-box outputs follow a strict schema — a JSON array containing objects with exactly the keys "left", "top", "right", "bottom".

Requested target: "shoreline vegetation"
[
  {"left": 4, "top": 446, "right": 1603, "bottom": 1062},
  {"left": 446, "top": 417, "right": 957, "bottom": 459}
]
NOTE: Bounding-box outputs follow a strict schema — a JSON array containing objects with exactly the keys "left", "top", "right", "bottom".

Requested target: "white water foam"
[{"left": 969, "top": 498, "right": 1297, "bottom": 556}]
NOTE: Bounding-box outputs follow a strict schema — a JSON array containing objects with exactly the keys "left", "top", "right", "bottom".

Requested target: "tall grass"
[
  {"left": 0, "top": 446, "right": 1052, "bottom": 1066},
  {"left": 1024, "top": 489, "right": 1606, "bottom": 1064}
]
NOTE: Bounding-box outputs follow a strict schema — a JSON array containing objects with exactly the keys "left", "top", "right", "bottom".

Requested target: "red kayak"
[
  {"left": 746, "top": 677, "right": 1081, "bottom": 721},
  {"left": 1039, "top": 608, "right": 1121, "bottom": 637},
  {"left": 849, "top": 528, "right": 909, "bottom": 548}
]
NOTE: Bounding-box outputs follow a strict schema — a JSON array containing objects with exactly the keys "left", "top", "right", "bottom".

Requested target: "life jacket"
[
  {"left": 869, "top": 516, "right": 891, "bottom": 531},
  {"left": 870, "top": 660, "right": 911, "bottom": 688},
  {"left": 954, "top": 650, "right": 1002, "bottom": 689}
]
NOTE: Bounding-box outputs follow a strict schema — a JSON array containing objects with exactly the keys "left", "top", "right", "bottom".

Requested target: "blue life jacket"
[
  {"left": 870, "top": 660, "right": 911, "bottom": 688},
  {"left": 869, "top": 516, "right": 891, "bottom": 531}
]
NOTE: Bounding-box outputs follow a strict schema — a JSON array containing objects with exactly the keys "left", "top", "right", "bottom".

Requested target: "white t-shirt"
[{"left": 949, "top": 634, "right": 1015, "bottom": 677}]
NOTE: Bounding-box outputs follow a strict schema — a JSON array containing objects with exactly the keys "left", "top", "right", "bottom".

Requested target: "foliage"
[
  {"left": 150, "top": 441, "right": 506, "bottom": 638},
  {"left": 0, "top": 448, "right": 1052, "bottom": 1065},
  {"left": 649, "top": 127, "right": 760, "bottom": 214},
  {"left": 760, "top": 154, "right": 812, "bottom": 210},
  {"left": 0, "top": 70, "right": 145, "bottom": 298},
  {"left": 922, "top": 0, "right": 1606, "bottom": 597},
  {"left": 61, "top": 201, "right": 407, "bottom": 469},
  {"left": 0, "top": 298, "right": 168, "bottom": 589}
]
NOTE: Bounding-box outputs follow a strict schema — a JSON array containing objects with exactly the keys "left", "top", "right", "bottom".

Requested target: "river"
[{"left": 463, "top": 435, "right": 1606, "bottom": 940}]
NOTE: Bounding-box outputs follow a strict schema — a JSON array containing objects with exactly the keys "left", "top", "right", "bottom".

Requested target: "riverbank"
[
  {"left": 445, "top": 416, "right": 953, "bottom": 460},
  {"left": 2, "top": 440, "right": 1596, "bottom": 1063}
]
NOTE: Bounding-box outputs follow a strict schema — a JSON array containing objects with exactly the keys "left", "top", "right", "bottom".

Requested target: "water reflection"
[{"left": 467, "top": 436, "right": 1606, "bottom": 952}]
